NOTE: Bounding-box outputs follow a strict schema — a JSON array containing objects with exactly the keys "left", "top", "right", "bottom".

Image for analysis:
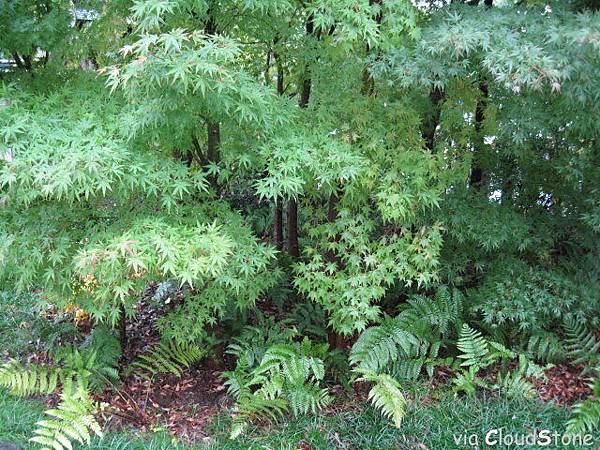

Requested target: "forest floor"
[{"left": 1, "top": 291, "right": 598, "bottom": 449}]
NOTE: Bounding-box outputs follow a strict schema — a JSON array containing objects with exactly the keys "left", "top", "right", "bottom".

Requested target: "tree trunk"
[
  {"left": 207, "top": 121, "right": 220, "bottom": 165},
  {"left": 274, "top": 40, "right": 285, "bottom": 251},
  {"left": 286, "top": 17, "right": 315, "bottom": 257},
  {"left": 422, "top": 86, "right": 445, "bottom": 151},
  {"left": 469, "top": 81, "right": 489, "bottom": 189},
  {"left": 274, "top": 203, "right": 284, "bottom": 250},
  {"left": 119, "top": 304, "right": 127, "bottom": 348},
  {"left": 286, "top": 200, "right": 300, "bottom": 258}
]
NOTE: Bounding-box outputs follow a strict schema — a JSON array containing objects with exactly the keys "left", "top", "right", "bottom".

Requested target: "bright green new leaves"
[
  {"left": 255, "top": 131, "right": 367, "bottom": 201},
  {"left": 106, "top": 1, "right": 291, "bottom": 150},
  {"left": 294, "top": 209, "right": 443, "bottom": 335},
  {"left": 73, "top": 219, "right": 232, "bottom": 302},
  {"left": 0, "top": 78, "right": 208, "bottom": 207},
  {"left": 354, "top": 368, "right": 407, "bottom": 428},
  {"left": 375, "top": 148, "right": 443, "bottom": 223}
]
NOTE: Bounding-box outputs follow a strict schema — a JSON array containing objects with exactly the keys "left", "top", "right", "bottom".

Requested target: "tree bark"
[
  {"left": 207, "top": 121, "right": 220, "bottom": 164},
  {"left": 273, "top": 40, "right": 285, "bottom": 251},
  {"left": 469, "top": 81, "right": 488, "bottom": 189},
  {"left": 119, "top": 303, "right": 127, "bottom": 348},
  {"left": 422, "top": 86, "right": 445, "bottom": 151},
  {"left": 286, "top": 200, "right": 300, "bottom": 257},
  {"left": 274, "top": 203, "right": 284, "bottom": 250},
  {"left": 286, "top": 17, "right": 315, "bottom": 257}
]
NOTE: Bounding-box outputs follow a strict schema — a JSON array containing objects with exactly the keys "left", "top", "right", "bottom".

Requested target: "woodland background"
[{"left": 0, "top": 0, "right": 599, "bottom": 449}]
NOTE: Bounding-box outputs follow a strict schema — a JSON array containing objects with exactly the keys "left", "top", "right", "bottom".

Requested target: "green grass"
[
  {"left": 203, "top": 391, "right": 599, "bottom": 450},
  {"left": 1, "top": 387, "right": 597, "bottom": 450}
]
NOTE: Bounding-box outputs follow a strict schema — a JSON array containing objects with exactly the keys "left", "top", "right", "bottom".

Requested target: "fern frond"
[
  {"left": 494, "top": 370, "right": 535, "bottom": 398},
  {"left": 564, "top": 320, "right": 600, "bottom": 368},
  {"left": 456, "top": 324, "right": 490, "bottom": 368},
  {"left": 230, "top": 392, "right": 288, "bottom": 439},
  {"left": 355, "top": 368, "right": 407, "bottom": 428},
  {"left": 0, "top": 360, "right": 61, "bottom": 396},
  {"left": 30, "top": 388, "right": 102, "bottom": 450},
  {"left": 286, "top": 381, "right": 331, "bottom": 416},
  {"left": 566, "top": 375, "right": 600, "bottom": 435},
  {"left": 349, "top": 317, "right": 420, "bottom": 371},
  {"left": 527, "top": 331, "right": 565, "bottom": 363},
  {"left": 132, "top": 340, "right": 204, "bottom": 380},
  {"left": 402, "top": 287, "right": 463, "bottom": 336}
]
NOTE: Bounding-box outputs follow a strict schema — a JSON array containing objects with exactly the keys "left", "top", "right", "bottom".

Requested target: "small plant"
[
  {"left": 452, "top": 324, "right": 542, "bottom": 398},
  {"left": 131, "top": 340, "right": 204, "bottom": 380},
  {"left": 223, "top": 337, "right": 330, "bottom": 438},
  {"left": 564, "top": 320, "right": 600, "bottom": 370},
  {"left": 354, "top": 368, "right": 407, "bottom": 428},
  {"left": 30, "top": 387, "right": 102, "bottom": 450}
]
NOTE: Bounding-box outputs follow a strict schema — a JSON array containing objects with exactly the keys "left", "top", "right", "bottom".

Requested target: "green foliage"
[
  {"left": 456, "top": 324, "right": 496, "bottom": 368},
  {"left": 564, "top": 320, "right": 600, "bottom": 368},
  {"left": 30, "top": 387, "right": 102, "bottom": 450},
  {"left": 400, "top": 286, "right": 464, "bottom": 337},
  {"left": 354, "top": 369, "right": 407, "bottom": 428},
  {"left": 0, "top": 0, "right": 72, "bottom": 70},
  {"left": 0, "top": 361, "right": 61, "bottom": 397},
  {"left": 0, "top": 340, "right": 109, "bottom": 450},
  {"left": 567, "top": 371, "right": 600, "bottom": 435},
  {"left": 295, "top": 211, "right": 443, "bottom": 335},
  {"left": 473, "top": 265, "right": 599, "bottom": 333},
  {"left": 131, "top": 340, "right": 204, "bottom": 380},
  {"left": 0, "top": 291, "right": 78, "bottom": 357},
  {"left": 1, "top": 0, "right": 600, "bottom": 441},
  {"left": 453, "top": 325, "right": 544, "bottom": 398},
  {"left": 287, "top": 302, "right": 328, "bottom": 341},
  {"left": 224, "top": 335, "right": 330, "bottom": 437},
  {"left": 526, "top": 330, "right": 566, "bottom": 364},
  {"left": 350, "top": 287, "right": 462, "bottom": 382},
  {"left": 0, "top": 329, "right": 122, "bottom": 396},
  {"left": 350, "top": 316, "right": 421, "bottom": 373}
]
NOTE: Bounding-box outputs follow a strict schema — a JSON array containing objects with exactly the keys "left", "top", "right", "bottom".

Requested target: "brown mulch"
[
  {"left": 93, "top": 287, "right": 231, "bottom": 444},
  {"left": 536, "top": 364, "right": 593, "bottom": 405},
  {"left": 97, "top": 368, "right": 230, "bottom": 443}
]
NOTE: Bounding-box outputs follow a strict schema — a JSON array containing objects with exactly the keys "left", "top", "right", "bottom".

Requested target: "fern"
[
  {"left": 456, "top": 324, "right": 492, "bottom": 368},
  {"left": 401, "top": 286, "right": 464, "bottom": 336},
  {"left": 493, "top": 356, "right": 536, "bottom": 399},
  {"left": 30, "top": 388, "right": 102, "bottom": 450},
  {"left": 226, "top": 314, "right": 298, "bottom": 368},
  {"left": 564, "top": 319, "right": 600, "bottom": 368},
  {"left": 355, "top": 368, "right": 407, "bottom": 428},
  {"left": 288, "top": 302, "right": 328, "bottom": 340},
  {"left": 224, "top": 337, "right": 330, "bottom": 437},
  {"left": 132, "top": 340, "right": 204, "bottom": 380},
  {"left": 566, "top": 374, "right": 600, "bottom": 435},
  {"left": 285, "top": 381, "right": 331, "bottom": 416},
  {"left": 81, "top": 326, "right": 122, "bottom": 371},
  {"left": 230, "top": 392, "right": 288, "bottom": 439},
  {"left": 452, "top": 366, "right": 483, "bottom": 396},
  {"left": 349, "top": 316, "right": 420, "bottom": 372},
  {"left": 527, "top": 331, "right": 565, "bottom": 363},
  {"left": 0, "top": 360, "right": 61, "bottom": 396},
  {"left": 453, "top": 326, "right": 544, "bottom": 398}
]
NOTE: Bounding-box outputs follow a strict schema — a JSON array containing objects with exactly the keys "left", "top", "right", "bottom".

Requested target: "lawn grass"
[{"left": 1, "top": 387, "right": 597, "bottom": 450}]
